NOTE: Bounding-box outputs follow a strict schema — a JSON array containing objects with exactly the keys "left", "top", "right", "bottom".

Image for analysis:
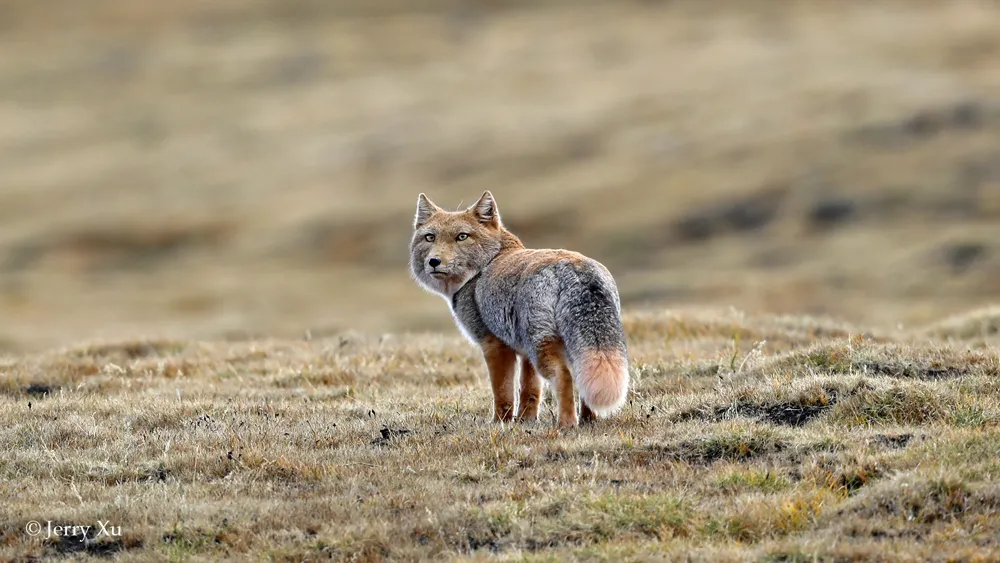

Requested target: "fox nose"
[{"left": 428, "top": 257, "right": 441, "bottom": 268}]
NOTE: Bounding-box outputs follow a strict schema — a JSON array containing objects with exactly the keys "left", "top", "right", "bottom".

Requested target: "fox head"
[{"left": 410, "top": 191, "right": 511, "bottom": 298}]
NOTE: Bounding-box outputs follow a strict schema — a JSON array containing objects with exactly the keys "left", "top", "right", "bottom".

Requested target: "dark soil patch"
[
  {"left": 48, "top": 537, "right": 128, "bottom": 558},
  {"left": 676, "top": 387, "right": 842, "bottom": 427},
  {"left": 24, "top": 383, "right": 55, "bottom": 397},
  {"left": 466, "top": 534, "right": 505, "bottom": 554},
  {"left": 639, "top": 434, "right": 787, "bottom": 465},
  {"left": 758, "top": 401, "right": 833, "bottom": 426},
  {"left": 691, "top": 402, "right": 833, "bottom": 427},
  {"left": 855, "top": 361, "right": 970, "bottom": 380},
  {"left": 869, "top": 433, "right": 915, "bottom": 450},
  {"left": 372, "top": 427, "right": 412, "bottom": 446}
]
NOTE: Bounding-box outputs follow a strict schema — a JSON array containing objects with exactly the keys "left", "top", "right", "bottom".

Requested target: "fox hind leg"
[
  {"left": 534, "top": 339, "right": 578, "bottom": 429},
  {"left": 482, "top": 336, "right": 517, "bottom": 423},
  {"left": 516, "top": 356, "right": 542, "bottom": 421}
]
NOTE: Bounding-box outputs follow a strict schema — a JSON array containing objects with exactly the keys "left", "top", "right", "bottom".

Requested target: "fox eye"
[
  {"left": 424, "top": 234, "right": 435, "bottom": 242},
  {"left": 456, "top": 233, "right": 469, "bottom": 241}
]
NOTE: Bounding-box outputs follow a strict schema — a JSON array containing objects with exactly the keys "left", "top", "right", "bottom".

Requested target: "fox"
[{"left": 409, "top": 191, "right": 630, "bottom": 429}]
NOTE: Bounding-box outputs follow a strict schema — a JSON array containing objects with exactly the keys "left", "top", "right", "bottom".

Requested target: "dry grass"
[{"left": 2, "top": 307, "right": 999, "bottom": 561}]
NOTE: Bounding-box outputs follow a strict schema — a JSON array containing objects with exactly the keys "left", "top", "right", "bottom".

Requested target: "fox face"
[{"left": 410, "top": 191, "right": 506, "bottom": 298}]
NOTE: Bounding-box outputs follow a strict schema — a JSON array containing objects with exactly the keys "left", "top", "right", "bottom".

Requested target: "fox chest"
[
  {"left": 449, "top": 282, "right": 492, "bottom": 345},
  {"left": 450, "top": 282, "right": 522, "bottom": 351}
]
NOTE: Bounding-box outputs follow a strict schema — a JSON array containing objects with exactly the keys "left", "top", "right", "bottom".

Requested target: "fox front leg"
[{"left": 481, "top": 336, "right": 517, "bottom": 423}]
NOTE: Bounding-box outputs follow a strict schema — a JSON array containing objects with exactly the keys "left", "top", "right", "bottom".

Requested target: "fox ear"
[
  {"left": 414, "top": 193, "right": 440, "bottom": 228},
  {"left": 470, "top": 191, "right": 500, "bottom": 226}
]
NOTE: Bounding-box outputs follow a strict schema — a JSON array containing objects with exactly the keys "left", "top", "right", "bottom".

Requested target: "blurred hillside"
[{"left": 1, "top": 0, "right": 999, "bottom": 351}]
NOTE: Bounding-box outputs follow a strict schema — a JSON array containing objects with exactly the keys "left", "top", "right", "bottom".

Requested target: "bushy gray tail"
[{"left": 558, "top": 269, "right": 630, "bottom": 416}]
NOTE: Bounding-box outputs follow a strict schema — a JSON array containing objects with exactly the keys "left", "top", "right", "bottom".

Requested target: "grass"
[{"left": 2, "top": 307, "right": 999, "bottom": 561}]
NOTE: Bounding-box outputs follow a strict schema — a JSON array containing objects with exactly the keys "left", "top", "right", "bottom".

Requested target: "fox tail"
[{"left": 573, "top": 348, "right": 630, "bottom": 416}]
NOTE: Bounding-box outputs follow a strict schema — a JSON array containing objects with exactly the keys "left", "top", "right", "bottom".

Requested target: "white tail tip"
[{"left": 575, "top": 350, "right": 629, "bottom": 416}]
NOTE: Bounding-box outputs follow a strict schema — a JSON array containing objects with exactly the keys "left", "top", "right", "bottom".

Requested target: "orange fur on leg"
[
  {"left": 482, "top": 336, "right": 517, "bottom": 422},
  {"left": 534, "top": 339, "right": 578, "bottom": 429}
]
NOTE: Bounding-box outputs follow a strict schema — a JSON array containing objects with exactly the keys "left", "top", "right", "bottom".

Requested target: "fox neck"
[
  {"left": 496, "top": 228, "right": 525, "bottom": 255},
  {"left": 439, "top": 275, "right": 473, "bottom": 299},
  {"left": 474, "top": 228, "right": 525, "bottom": 277}
]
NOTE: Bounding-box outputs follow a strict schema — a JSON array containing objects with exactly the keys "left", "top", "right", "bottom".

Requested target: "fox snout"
[{"left": 424, "top": 255, "right": 454, "bottom": 278}]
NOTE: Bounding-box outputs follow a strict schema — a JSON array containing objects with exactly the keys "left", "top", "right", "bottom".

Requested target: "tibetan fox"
[{"left": 409, "top": 191, "right": 629, "bottom": 428}]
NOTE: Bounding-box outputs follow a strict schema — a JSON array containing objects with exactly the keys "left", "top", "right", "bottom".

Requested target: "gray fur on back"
[{"left": 451, "top": 252, "right": 627, "bottom": 368}]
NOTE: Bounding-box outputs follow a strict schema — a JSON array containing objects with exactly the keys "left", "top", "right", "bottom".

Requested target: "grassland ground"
[{"left": 2, "top": 306, "right": 999, "bottom": 561}]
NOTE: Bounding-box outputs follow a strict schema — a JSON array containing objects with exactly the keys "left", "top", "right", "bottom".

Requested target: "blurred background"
[{"left": 1, "top": 0, "right": 999, "bottom": 352}]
